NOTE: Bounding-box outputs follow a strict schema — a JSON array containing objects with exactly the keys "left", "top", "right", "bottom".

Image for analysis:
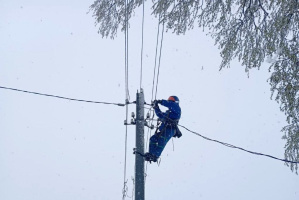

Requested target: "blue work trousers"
[{"left": 149, "top": 127, "right": 175, "bottom": 158}]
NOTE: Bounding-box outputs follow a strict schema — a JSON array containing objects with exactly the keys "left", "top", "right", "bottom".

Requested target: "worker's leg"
[{"left": 149, "top": 128, "right": 174, "bottom": 158}]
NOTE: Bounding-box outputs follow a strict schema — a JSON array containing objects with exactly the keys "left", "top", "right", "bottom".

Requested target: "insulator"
[
  {"left": 131, "top": 112, "right": 135, "bottom": 118},
  {"left": 146, "top": 113, "right": 150, "bottom": 119}
]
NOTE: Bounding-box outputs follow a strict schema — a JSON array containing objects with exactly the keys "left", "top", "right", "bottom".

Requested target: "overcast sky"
[{"left": 1, "top": 1, "right": 298, "bottom": 200}]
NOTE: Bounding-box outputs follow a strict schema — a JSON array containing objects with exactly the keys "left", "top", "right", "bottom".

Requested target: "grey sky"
[{"left": 0, "top": 0, "right": 298, "bottom": 200}]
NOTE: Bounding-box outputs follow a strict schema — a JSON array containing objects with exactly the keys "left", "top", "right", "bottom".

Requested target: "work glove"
[{"left": 152, "top": 100, "right": 161, "bottom": 108}]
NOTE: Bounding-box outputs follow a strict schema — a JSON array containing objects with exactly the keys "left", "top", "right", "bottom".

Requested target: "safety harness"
[{"left": 155, "top": 112, "right": 182, "bottom": 138}]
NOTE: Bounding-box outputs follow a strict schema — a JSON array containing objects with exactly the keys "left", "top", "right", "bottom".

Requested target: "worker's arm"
[
  {"left": 160, "top": 99, "right": 172, "bottom": 108},
  {"left": 160, "top": 100, "right": 181, "bottom": 120},
  {"left": 153, "top": 104, "right": 167, "bottom": 119}
]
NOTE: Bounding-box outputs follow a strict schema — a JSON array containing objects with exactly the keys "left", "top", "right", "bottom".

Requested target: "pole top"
[{"left": 137, "top": 88, "right": 144, "bottom": 94}]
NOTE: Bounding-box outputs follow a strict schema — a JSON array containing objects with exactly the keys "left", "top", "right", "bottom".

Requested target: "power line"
[
  {"left": 139, "top": 0, "right": 145, "bottom": 90},
  {"left": 151, "top": 14, "right": 161, "bottom": 102},
  {"left": 124, "top": 0, "right": 130, "bottom": 102},
  {"left": 144, "top": 103, "right": 299, "bottom": 164},
  {"left": 122, "top": 101, "right": 129, "bottom": 200},
  {"left": 146, "top": 15, "right": 164, "bottom": 176},
  {"left": 148, "top": 14, "right": 166, "bottom": 175},
  {"left": 0, "top": 86, "right": 125, "bottom": 106},
  {"left": 154, "top": 14, "right": 165, "bottom": 100},
  {"left": 122, "top": 0, "right": 129, "bottom": 199},
  {"left": 178, "top": 124, "right": 299, "bottom": 164},
  {"left": 147, "top": 14, "right": 163, "bottom": 158}
]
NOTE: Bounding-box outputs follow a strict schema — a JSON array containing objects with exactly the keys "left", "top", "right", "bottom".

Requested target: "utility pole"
[{"left": 135, "top": 89, "right": 145, "bottom": 200}]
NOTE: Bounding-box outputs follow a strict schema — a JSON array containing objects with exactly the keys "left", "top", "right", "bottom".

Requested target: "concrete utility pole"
[{"left": 135, "top": 89, "right": 145, "bottom": 200}]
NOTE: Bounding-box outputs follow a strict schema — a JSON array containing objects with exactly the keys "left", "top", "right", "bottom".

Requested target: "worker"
[{"left": 144, "top": 96, "right": 182, "bottom": 162}]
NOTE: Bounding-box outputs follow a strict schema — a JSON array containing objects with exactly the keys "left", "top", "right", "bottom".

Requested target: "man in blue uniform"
[{"left": 144, "top": 96, "right": 182, "bottom": 162}]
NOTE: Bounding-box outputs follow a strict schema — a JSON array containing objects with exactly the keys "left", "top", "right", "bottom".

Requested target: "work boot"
[{"left": 144, "top": 153, "right": 158, "bottom": 163}]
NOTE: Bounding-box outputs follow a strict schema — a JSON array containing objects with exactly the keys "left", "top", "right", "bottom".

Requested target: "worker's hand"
[
  {"left": 156, "top": 100, "right": 162, "bottom": 104},
  {"left": 152, "top": 100, "right": 161, "bottom": 107}
]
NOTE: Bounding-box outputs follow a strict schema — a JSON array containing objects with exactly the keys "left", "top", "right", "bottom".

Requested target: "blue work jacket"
[{"left": 154, "top": 99, "right": 181, "bottom": 131}]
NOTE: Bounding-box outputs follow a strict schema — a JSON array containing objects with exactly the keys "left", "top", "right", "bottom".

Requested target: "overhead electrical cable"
[
  {"left": 122, "top": 0, "right": 129, "bottom": 199},
  {"left": 145, "top": 104, "right": 299, "bottom": 164},
  {"left": 0, "top": 86, "right": 125, "bottom": 106},
  {"left": 146, "top": 14, "right": 164, "bottom": 166},
  {"left": 151, "top": 14, "right": 161, "bottom": 102},
  {"left": 178, "top": 124, "right": 299, "bottom": 164},
  {"left": 139, "top": 0, "right": 145, "bottom": 90},
  {"left": 124, "top": 0, "right": 130, "bottom": 101},
  {"left": 154, "top": 14, "right": 165, "bottom": 100},
  {"left": 147, "top": 14, "right": 163, "bottom": 160},
  {"left": 122, "top": 103, "right": 129, "bottom": 200},
  {"left": 148, "top": 13, "right": 164, "bottom": 141}
]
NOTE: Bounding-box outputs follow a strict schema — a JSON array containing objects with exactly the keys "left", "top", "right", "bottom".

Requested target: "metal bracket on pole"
[{"left": 144, "top": 121, "right": 155, "bottom": 129}]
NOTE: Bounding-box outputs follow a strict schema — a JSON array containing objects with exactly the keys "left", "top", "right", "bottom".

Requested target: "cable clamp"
[{"left": 124, "top": 112, "right": 136, "bottom": 126}]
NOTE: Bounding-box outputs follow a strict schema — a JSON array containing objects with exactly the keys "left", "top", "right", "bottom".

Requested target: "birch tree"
[{"left": 90, "top": 0, "right": 299, "bottom": 173}]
